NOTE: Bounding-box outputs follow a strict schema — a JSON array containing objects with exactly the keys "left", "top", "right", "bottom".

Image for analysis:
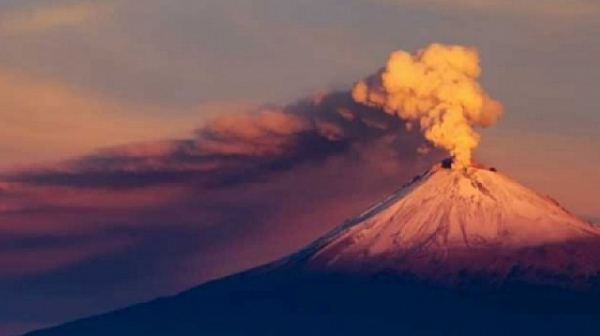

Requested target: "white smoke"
[{"left": 352, "top": 43, "right": 503, "bottom": 168}]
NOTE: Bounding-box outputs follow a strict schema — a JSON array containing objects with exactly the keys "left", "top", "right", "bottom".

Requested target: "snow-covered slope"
[{"left": 287, "top": 162, "right": 600, "bottom": 286}]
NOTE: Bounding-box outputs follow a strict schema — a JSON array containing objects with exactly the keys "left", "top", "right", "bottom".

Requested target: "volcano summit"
[
  {"left": 289, "top": 160, "right": 600, "bottom": 288},
  {"left": 23, "top": 160, "right": 600, "bottom": 336}
]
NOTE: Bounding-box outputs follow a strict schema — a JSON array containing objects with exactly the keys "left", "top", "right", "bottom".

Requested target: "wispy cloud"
[
  {"left": 0, "top": 1, "right": 115, "bottom": 35},
  {"left": 585, "top": 217, "right": 600, "bottom": 226},
  {"left": 365, "top": 0, "right": 600, "bottom": 19},
  {"left": 0, "top": 68, "right": 206, "bottom": 169}
]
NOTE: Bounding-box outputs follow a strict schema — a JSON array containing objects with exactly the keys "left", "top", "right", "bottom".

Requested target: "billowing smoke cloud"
[{"left": 352, "top": 43, "right": 503, "bottom": 168}]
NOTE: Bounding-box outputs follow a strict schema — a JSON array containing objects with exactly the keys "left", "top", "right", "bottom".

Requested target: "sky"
[{"left": 0, "top": 0, "right": 599, "bottom": 335}]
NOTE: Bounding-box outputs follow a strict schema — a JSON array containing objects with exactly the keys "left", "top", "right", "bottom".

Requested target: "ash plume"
[{"left": 352, "top": 43, "right": 503, "bottom": 168}]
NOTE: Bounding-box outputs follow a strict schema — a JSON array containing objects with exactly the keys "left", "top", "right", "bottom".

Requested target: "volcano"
[
  {"left": 286, "top": 160, "right": 600, "bottom": 288},
  {"left": 23, "top": 161, "right": 600, "bottom": 336}
]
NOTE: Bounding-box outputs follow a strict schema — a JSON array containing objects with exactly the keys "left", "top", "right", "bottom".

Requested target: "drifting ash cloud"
[{"left": 5, "top": 91, "right": 435, "bottom": 189}]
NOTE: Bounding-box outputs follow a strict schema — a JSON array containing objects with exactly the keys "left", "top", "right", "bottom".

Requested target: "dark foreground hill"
[{"left": 22, "top": 268, "right": 600, "bottom": 336}]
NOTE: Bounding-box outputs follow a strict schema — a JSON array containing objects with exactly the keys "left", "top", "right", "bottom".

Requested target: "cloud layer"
[
  {"left": 364, "top": 0, "right": 600, "bottom": 18},
  {"left": 0, "top": 1, "right": 115, "bottom": 35}
]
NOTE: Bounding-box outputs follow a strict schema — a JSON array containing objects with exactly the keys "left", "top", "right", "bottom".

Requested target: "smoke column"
[{"left": 352, "top": 43, "right": 503, "bottom": 168}]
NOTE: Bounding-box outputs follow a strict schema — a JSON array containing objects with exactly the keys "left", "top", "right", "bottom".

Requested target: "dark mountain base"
[{"left": 23, "top": 269, "right": 600, "bottom": 336}]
